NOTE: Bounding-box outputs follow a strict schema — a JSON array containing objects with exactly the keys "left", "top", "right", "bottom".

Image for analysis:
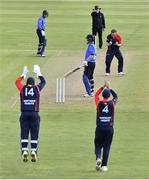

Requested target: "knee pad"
[
  {"left": 43, "top": 39, "right": 47, "bottom": 46},
  {"left": 83, "top": 74, "right": 91, "bottom": 95}
]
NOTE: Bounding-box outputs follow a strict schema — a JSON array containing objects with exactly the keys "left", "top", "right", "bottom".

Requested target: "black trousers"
[
  {"left": 20, "top": 112, "right": 40, "bottom": 153},
  {"left": 92, "top": 27, "right": 103, "bottom": 48},
  {"left": 94, "top": 126, "right": 114, "bottom": 166},
  {"left": 84, "top": 62, "right": 96, "bottom": 93},
  {"left": 105, "top": 48, "right": 124, "bottom": 73},
  {"left": 37, "top": 29, "right": 45, "bottom": 44},
  {"left": 36, "top": 29, "right": 46, "bottom": 55}
]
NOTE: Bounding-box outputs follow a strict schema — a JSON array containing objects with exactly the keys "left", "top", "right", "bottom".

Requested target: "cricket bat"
[{"left": 63, "top": 64, "right": 85, "bottom": 78}]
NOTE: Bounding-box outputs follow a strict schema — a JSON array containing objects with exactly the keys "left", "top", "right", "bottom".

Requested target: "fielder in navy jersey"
[
  {"left": 36, "top": 10, "right": 48, "bottom": 57},
  {"left": 105, "top": 29, "right": 124, "bottom": 76},
  {"left": 83, "top": 34, "right": 96, "bottom": 97},
  {"left": 94, "top": 80, "right": 118, "bottom": 172},
  {"left": 15, "top": 65, "right": 46, "bottom": 162}
]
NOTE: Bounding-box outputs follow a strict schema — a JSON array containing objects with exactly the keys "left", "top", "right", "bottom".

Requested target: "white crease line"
[
  {"left": 11, "top": 98, "right": 19, "bottom": 108},
  {"left": 124, "top": 52, "right": 129, "bottom": 59}
]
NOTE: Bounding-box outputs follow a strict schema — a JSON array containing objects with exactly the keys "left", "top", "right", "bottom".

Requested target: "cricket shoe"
[
  {"left": 22, "top": 151, "right": 29, "bottom": 162},
  {"left": 37, "top": 53, "right": 46, "bottom": 57},
  {"left": 83, "top": 93, "right": 94, "bottom": 97},
  {"left": 118, "top": 72, "right": 125, "bottom": 76},
  {"left": 105, "top": 73, "right": 110, "bottom": 76},
  {"left": 90, "top": 93, "right": 94, "bottom": 97},
  {"left": 96, "top": 158, "right": 102, "bottom": 171},
  {"left": 31, "top": 151, "right": 37, "bottom": 162},
  {"left": 101, "top": 166, "right": 108, "bottom": 172}
]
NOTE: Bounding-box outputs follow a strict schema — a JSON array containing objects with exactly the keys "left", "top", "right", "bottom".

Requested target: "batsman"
[
  {"left": 15, "top": 65, "right": 46, "bottom": 162},
  {"left": 36, "top": 10, "right": 48, "bottom": 57},
  {"left": 83, "top": 34, "right": 96, "bottom": 97}
]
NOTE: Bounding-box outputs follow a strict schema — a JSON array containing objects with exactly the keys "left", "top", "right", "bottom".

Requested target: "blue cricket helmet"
[
  {"left": 102, "top": 88, "right": 111, "bottom": 99},
  {"left": 42, "top": 10, "right": 49, "bottom": 17},
  {"left": 86, "top": 34, "right": 94, "bottom": 42}
]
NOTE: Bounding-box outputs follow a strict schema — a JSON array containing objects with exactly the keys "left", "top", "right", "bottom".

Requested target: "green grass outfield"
[{"left": 0, "top": 0, "right": 149, "bottom": 179}]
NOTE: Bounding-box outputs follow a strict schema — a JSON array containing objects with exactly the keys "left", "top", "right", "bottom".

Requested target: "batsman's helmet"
[
  {"left": 42, "top": 10, "right": 48, "bottom": 17},
  {"left": 26, "top": 77, "right": 35, "bottom": 86},
  {"left": 86, "top": 34, "right": 94, "bottom": 42},
  {"left": 102, "top": 88, "right": 111, "bottom": 99}
]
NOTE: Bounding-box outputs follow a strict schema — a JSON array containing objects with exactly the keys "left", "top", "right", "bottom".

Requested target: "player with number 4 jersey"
[
  {"left": 94, "top": 80, "right": 118, "bottom": 172},
  {"left": 15, "top": 65, "right": 46, "bottom": 162}
]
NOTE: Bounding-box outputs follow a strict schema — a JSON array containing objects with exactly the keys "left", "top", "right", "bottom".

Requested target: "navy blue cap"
[
  {"left": 102, "top": 89, "right": 111, "bottom": 99},
  {"left": 26, "top": 77, "right": 35, "bottom": 85}
]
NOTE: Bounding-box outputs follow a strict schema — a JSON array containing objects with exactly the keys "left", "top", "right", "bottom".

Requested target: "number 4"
[{"left": 102, "top": 105, "right": 109, "bottom": 113}]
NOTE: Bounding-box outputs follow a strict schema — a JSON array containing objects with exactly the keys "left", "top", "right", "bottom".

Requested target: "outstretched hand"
[
  {"left": 33, "top": 64, "right": 42, "bottom": 77},
  {"left": 21, "top": 66, "right": 29, "bottom": 79}
]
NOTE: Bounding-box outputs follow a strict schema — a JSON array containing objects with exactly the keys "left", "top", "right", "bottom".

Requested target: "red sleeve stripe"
[
  {"left": 15, "top": 76, "right": 23, "bottom": 92},
  {"left": 95, "top": 87, "right": 103, "bottom": 108}
]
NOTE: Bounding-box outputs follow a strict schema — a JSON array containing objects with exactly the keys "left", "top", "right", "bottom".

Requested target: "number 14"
[{"left": 25, "top": 88, "right": 34, "bottom": 96}]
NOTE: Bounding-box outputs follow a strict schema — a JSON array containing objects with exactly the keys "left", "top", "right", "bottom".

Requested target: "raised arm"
[
  {"left": 95, "top": 87, "right": 104, "bottom": 107},
  {"left": 105, "top": 80, "right": 118, "bottom": 104},
  {"left": 110, "top": 89, "right": 118, "bottom": 104},
  {"left": 15, "top": 76, "right": 24, "bottom": 92},
  {"left": 37, "top": 76, "right": 46, "bottom": 91},
  {"left": 34, "top": 65, "right": 46, "bottom": 91},
  {"left": 15, "top": 66, "right": 28, "bottom": 92}
]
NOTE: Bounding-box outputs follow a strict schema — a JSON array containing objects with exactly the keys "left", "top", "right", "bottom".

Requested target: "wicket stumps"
[{"left": 56, "top": 78, "right": 65, "bottom": 103}]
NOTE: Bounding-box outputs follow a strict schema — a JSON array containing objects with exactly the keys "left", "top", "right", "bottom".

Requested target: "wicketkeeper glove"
[
  {"left": 21, "top": 66, "right": 29, "bottom": 79},
  {"left": 33, "top": 64, "right": 43, "bottom": 77},
  {"left": 83, "top": 61, "right": 88, "bottom": 67}
]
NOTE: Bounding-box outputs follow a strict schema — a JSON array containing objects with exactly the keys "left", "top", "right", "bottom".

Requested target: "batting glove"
[
  {"left": 21, "top": 66, "right": 29, "bottom": 79},
  {"left": 33, "top": 64, "right": 43, "bottom": 77},
  {"left": 41, "top": 30, "right": 45, "bottom": 36},
  {"left": 83, "top": 61, "right": 88, "bottom": 67}
]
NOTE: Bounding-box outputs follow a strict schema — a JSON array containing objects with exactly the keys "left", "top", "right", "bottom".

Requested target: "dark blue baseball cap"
[
  {"left": 102, "top": 88, "right": 111, "bottom": 99},
  {"left": 26, "top": 77, "right": 35, "bottom": 85}
]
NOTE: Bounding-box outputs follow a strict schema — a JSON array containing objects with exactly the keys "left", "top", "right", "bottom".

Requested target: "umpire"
[
  {"left": 15, "top": 65, "right": 46, "bottom": 162},
  {"left": 94, "top": 81, "right": 118, "bottom": 172},
  {"left": 91, "top": 5, "right": 105, "bottom": 49},
  {"left": 36, "top": 10, "right": 48, "bottom": 57}
]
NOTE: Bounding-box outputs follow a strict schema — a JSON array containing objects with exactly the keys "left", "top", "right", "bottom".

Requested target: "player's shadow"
[{"left": 96, "top": 74, "right": 125, "bottom": 78}]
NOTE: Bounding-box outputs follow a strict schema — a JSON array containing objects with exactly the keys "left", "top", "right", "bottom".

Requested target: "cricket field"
[{"left": 0, "top": 0, "right": 149, "bottom": 179}]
